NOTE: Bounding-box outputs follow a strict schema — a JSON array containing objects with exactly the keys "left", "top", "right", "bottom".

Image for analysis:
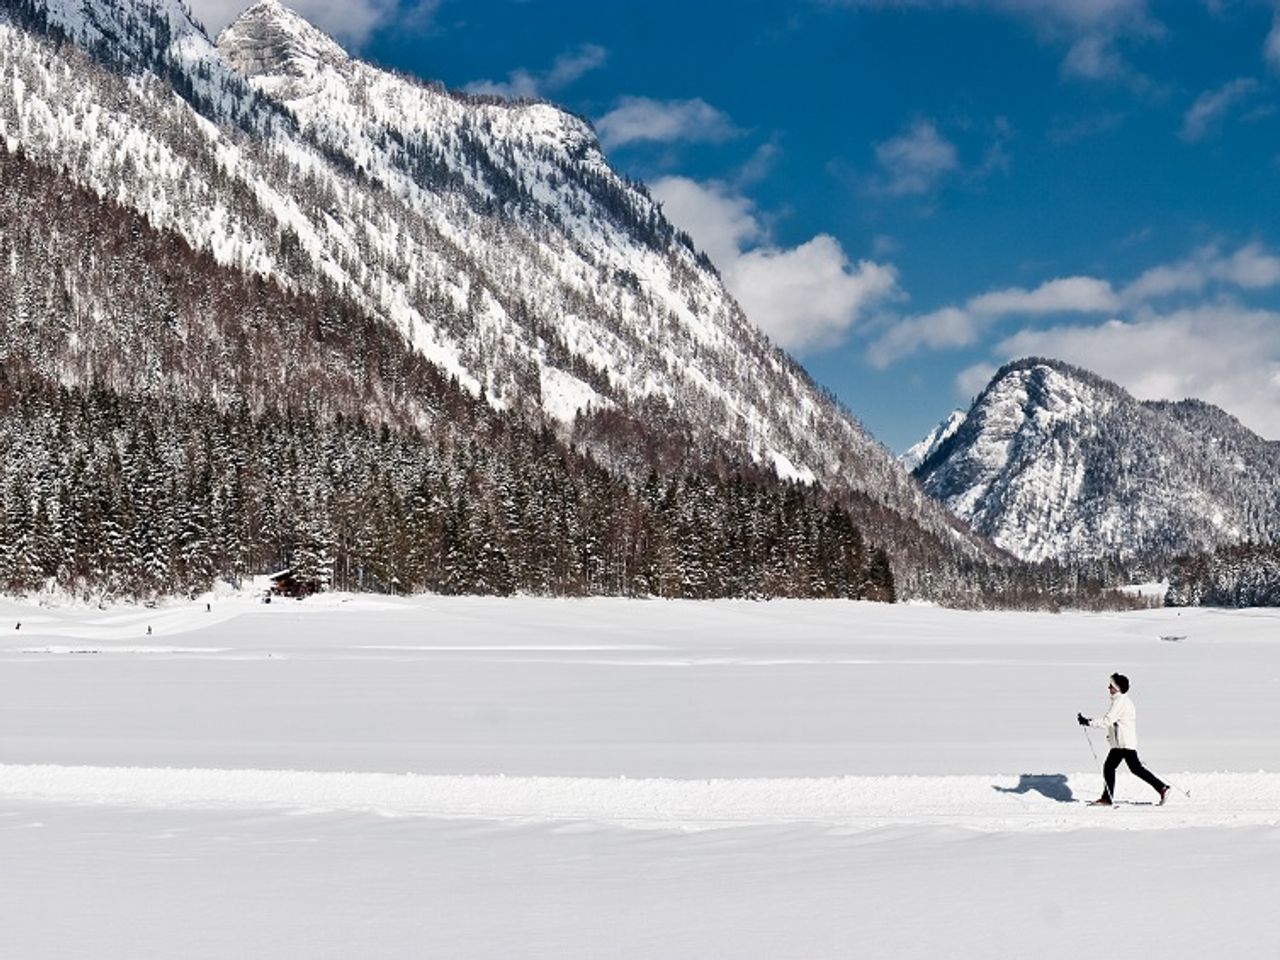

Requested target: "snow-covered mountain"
[
  {"left": 910, "top": 358, "right": 1280, "bottom": 563},
  {"left": 0, "top": 0, "right": 1004, "bottom": 594},
  {"left": 899, "top": 410, "right": 965, "bottom": 473}
]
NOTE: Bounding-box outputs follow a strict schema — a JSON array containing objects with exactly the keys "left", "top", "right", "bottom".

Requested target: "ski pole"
[{"left": 1082, "top": 727, "right": 1115, "bottom": 804}]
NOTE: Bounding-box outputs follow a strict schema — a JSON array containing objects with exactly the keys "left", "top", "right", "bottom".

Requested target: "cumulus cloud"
[
  {"left": 870, "top": 120, "right": 959, "bottom": 197},
  {"left": 595, "top": 98, "right": 740, "bottom": 149},
  {"left": 873, "top": 242, "right": 1280, "bottom": 370},
  {"left": 929, "top": 243, "right": 1280, "bottom": 436},
  {"left": 465, "top": 44, "right": 607, "bottom": 100},
  {"left": 648, "top": 176, "right": 763, "bottom": 269},
  {"left": 189, "top": 0, "right": 437, "bottom": 46},
  {"left": 1180, "top": 78, "right": 1259, "bottom": 142},
  {"left": 969, "top": 276, "right": 1119, "bottom": 315},
  {"left": 977, "top": 304, "right": 1280, "bottom": 438},
  {"left": 867, "top": 276, "right": 1119, "bottom": 367},
  {"left": 727, "top": 239, "right": 902, "bottom": 351},
  {"left": 1122, "top": 243, "right": 1280, "bottom": 301},
  {"left": 651, "top": 177, "right": 901, "bottom": 352}
]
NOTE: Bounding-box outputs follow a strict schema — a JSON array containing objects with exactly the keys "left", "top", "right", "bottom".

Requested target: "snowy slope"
[{"left": 911, "top": 358, "right": 1280, "bottom": 562}]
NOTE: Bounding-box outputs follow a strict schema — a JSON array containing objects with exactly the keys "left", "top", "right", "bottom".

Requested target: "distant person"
[
  {"left": 147, "top": 625, "right": 152, "bottom": 636},
  {"left": 1078, "top": 673, "right": 1170, "bottom": 806},
  {"left": 15, "top": 622, "right": 19, "bottom": 630}
]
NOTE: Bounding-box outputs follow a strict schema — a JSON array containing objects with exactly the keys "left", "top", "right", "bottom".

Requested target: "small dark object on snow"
[
  {"left": 15, "top": 622, "right": 19, "bottom": 630},
  {"left": 1160, "top": 635, "right": 1186, "bottom": 643},
  {"left": 147, "top": 626, "right": 152, "bottom": 636}
]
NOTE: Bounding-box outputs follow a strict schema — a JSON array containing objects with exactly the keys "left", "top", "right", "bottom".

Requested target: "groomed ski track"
[{"left": 3, "top": 764, "right": 1276, "bottom": 832}]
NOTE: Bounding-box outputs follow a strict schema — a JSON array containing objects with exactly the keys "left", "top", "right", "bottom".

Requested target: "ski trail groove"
[{"left": 2, "top": 765, "right": 1278, "bottom": 832}]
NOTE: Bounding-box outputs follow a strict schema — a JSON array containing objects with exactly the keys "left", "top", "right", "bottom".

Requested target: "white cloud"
[
  {"left": 648, "top": 176, "right": 762, "bottom": 269},
  {"left": 980, "top": 304, "right": 1280, "bottom": 438},
  {"left": 651, "top": 177, "right": 901, "bottom": 352},
  {"left": 1062, "top": 34, "right": 1126, "bottom": 79},
  {"left": 875, "top": 243, "right": 1280, "bottom": 369},
  {"left": 1267, "top": 10, "right": 1280, "bottom": 71},
  {"left": 726, "top": 239, "right": 901, "bottom": 351},
  {"left": 188, "top": 0, "right": 437, "bottom": 46},
  {"left": 734, "top": 141, "right": 782, "bottom": 187},
  {"left": 872, "top": 234, "right": 902, "bottom": 257},
  {"left": 595, "top": 98, "right": 740, "bottom": 149},
  {"left": 867, "top": 306, "right": 984, "bottom": 368},
  {"left": 1180, "top": 78, "right": 1259, "bottom": 142},
  {"left": 831, "top": 0, "right": 1156, "bottom": 80},
  {"left": 871, "top": 120, "right": 959, "bottom": 197},
  {"left": 956, "top": 362, "right": 999, "bottom": 400},
  {"left": 867, "top": 276, "right": 1119, "bottom": 367},
  {"left": 831, "top": 0, "right": 1150, "bottom": 31},
  {"left": 1218, "top": 243, "right": 1280, "bottom": 288},
  {"left": 968, "top": 276, "right": 1119, "bottom": 315},
  {"left": 935, "top": 244, "right": 1280, "bottom": 436},
  {"left": 1122, "top": 243, "right": 1280, "bottom": 301},
  {"left": 545, "top": 44, "right": 609, "bottom": 90},
  {"left": 465, "top": 44, "right": 607, "bottom": 100}
]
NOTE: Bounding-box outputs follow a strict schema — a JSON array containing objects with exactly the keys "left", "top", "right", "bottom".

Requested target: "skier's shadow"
[{"left": 992, "top": 774, "right": 1074, "bottom": 803}]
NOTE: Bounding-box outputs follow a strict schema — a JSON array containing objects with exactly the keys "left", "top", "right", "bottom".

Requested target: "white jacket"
[{"left": 1090, "top": 691, "right": 1138, "bottom": 749}]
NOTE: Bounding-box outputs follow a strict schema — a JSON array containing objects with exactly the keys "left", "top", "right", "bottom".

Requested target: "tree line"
[
  {"left": 1166, "top": 543, "right": 1280, "bottom": 607},
  {"left": 0, "top": 372, "right": 895, "bottom": 603}
]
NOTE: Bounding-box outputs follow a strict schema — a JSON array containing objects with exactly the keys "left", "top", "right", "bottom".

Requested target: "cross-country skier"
[{"left": 1078, "top": 673, "right": 1170, "bottom": 806}]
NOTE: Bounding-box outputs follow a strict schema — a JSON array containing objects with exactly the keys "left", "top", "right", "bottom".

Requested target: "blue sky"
[{"left": 195, "top": 0, "right": 1280, "bottom": 451}]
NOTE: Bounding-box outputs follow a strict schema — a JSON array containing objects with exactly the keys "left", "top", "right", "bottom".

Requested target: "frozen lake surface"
[{"left": 2, "top": 593, "right": 1278, "bottom": 957}]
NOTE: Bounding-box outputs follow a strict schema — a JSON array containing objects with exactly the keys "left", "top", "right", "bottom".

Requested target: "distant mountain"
[
  {"left": 0, "top": 0, "right": 1004, "bottom": 598},
  {"left": 900, "top": 410, "right": 965, "bottom": 473},
  {"left": 911, "top": 358, "right": 1280, "bottom": 564}
]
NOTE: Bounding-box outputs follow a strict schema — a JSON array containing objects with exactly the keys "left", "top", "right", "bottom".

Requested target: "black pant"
[{"left": 1103, "top": 748, "right": 1166, "bottom": 798}]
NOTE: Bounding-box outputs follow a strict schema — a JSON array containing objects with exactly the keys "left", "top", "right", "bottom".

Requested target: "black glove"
[{"left": 1077, "top": 713, "right": 1090, "bottom": 726}]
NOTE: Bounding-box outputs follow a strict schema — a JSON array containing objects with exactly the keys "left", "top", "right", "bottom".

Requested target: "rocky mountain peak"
[
  {"left": 911, "top": 357, "right": 1280, "bottom": 563},
  {"left": 900, "top": 409, "right": 965, "bottom": 473},
  {"left": 219, "top": 0, "right": 349, "bottom": 79}
]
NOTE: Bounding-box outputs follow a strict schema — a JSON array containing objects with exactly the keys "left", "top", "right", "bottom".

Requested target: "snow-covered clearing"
[{"left": 2, "top": 593, "right": 1279, "bottom": 957}]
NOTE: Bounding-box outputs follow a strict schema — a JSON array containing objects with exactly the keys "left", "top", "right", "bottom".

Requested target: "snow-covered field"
[{"left": 3, "top": 592, "right": 1279, "bottom": 957}]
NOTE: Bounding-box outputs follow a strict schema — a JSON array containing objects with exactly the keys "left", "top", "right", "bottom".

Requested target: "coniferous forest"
[
  {"left": 0, "top": 370, "right": 894, "bottom": 602},
  {"left": 1166, "top": 544, "right": 1280, "bottom": 608}
]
